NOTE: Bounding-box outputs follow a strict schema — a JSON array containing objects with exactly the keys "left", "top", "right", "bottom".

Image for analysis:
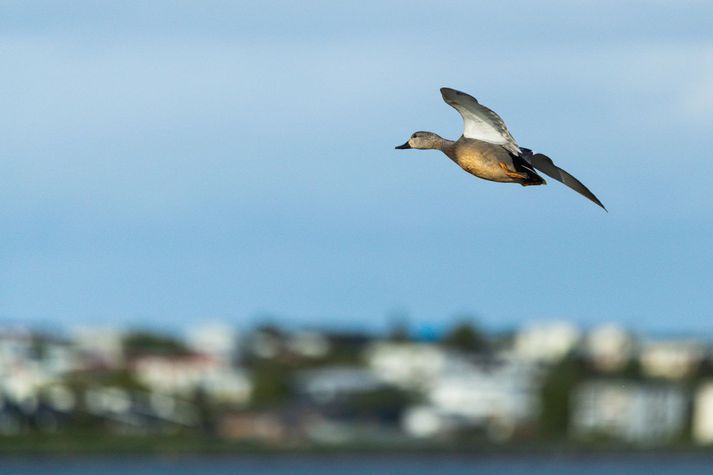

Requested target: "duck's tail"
[
  {"left": 512, "top": 153, "right": 546, "bottom": 187},
  {"left": 519, "top": 148, "right": 607, "bottom": 211}
]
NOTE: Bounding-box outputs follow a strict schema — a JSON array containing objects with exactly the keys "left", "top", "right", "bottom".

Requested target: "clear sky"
[{"left": 1, "top": 1, "right": 712, "bottom": 333}]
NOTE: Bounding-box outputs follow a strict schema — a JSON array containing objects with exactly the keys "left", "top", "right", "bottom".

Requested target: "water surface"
[{"left": 1, "top": 454, "right": 712, "bottom": 474}]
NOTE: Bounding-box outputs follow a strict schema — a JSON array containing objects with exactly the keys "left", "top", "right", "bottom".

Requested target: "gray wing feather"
[
  {"left": 525, "top": 152, "right": 606, "bottom": 211},
  {"left": 440, "top": 87, "right": 521, "bottom": 155}
]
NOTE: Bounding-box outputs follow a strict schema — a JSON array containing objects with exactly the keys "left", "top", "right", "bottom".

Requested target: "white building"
[
  {"left": 402, "top": 406, "right": 459, "bottom": 438},
  {"left": 0, "top": 328, "right": 34, "bottom": 370},
  {"left": 132, "top": 354, "right": 251, "bottom": 405},
  {"left": 364, "top": 342, "right": 460, "bottom": 390},
  {"left": 514, "top": 321, "right": 580, "bottom": 364},
  {"left": 0, "top": 361, "right": 50, "bottom": 411},
  {"left": 403, "top": 357, "right": 542, "bottom": 441},
  {"left": 639, "top": 340, "right": 704, "bottom": 379},
  {"left": 584, "top": 324, "right": 634, "bottom": 371},
  {"left": 297, "top": 366, "right": 384, "bottom": 403},
  {"left": 693, "top": 382, "right": 713, "bottom": 444},
  {"left": 186, "top": 322, "right": 239, "bottom": 363},
  {"left": 0, "top": 329, "right": 69, "bottom": 412},
  {"left": 71, "top": 326, "right": 124, "bottom": 367},
  {"left": 571, "top": 380, "right": 687, "bottom": 444}
]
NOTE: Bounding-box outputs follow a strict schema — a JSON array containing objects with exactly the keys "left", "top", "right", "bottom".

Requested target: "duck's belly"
[{"left": 458, "top": 155, "right": 516, "bottom": 183}]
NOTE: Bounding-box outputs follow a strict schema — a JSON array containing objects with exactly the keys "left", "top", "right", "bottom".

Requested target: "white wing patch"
[{"left": 441, "top": 88, "right": 521, "bottom": 155}]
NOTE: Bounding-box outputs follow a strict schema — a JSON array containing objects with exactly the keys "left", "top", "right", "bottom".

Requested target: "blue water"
[{"left": 1, "top": 455, "right": 712, "bottom": 475}]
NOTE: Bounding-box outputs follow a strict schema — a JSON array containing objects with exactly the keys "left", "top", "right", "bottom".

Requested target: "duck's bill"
[{"left": 395, "top": 142, "right": 411, "bottom": 149}]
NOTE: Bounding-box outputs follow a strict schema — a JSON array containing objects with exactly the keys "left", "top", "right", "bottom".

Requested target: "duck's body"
[
  {"left": 446, "top": 138, "right": 507, "bottom": 182},
  {"left": 444, "top": 137, "right": 544, "bottom": 185},
  {"left": 395, "top": 87, "right": 605, "bottom": 210}
]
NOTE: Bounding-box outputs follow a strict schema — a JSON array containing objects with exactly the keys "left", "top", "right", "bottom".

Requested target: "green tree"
[
  {"left": 442, "top": 320, "right": 488, "bottom": 353},
  {"left": 539, "top": 356, "right": 582, "bottom": 437},
  {"left": 249, "top": 361, "right": 292, "bottom": 407},
  {"left": 123, "top": 331, "right": 189, "bottom": 355}
]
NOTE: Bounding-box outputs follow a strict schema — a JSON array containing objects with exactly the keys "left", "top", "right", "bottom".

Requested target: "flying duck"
[{"left": 395, "top": 87, "right": 606, "bottom": 210}]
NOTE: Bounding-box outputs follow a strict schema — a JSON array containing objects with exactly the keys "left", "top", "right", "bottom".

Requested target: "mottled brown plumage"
[{"left": 444, "top": 137, "right": 541, "bottom": 184}]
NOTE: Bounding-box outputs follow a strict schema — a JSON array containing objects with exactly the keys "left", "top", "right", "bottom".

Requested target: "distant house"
[
  {"left": 131, "top": 353, "right": 251, "bottom": 404},
  {"left": 297, "top": 366, "right": 385, "bottom": 404},
  {"left": 71, "top": 326, "right": 125, "bottom": 368},
  {"left": 692, "top": 382, "right": 713, "bottom": 444},
  {"left": 186, "top": 322, "right": 240, "bottom": 364},
  {"left": 514, "top": 321, "right": 580, "bottom": 364},
  {"left": 403, "top": 357, "right": 542, "bottom": 440},
  {"left": 571, "top": 380, "right": 687, "bottom": 444},
  {"left": 0, "top": 330, "right": 51, "bottom": 410},
  {"left": 584, "top": 324, "right": 634, "bottom": 371},
  {"left": 364, "top": 342, "right": 461, "bottom": 390},
  {"left": 39, "top": 340, "right": 81, "bottom": 376},
  {"left": 0, "top": 362, "right": 49, "bottom": 412},
  {"left": 402, "top": 405, "right": 457, "bottom": 438},
  {"left": 287, "top": 332, "right": 330, "bottom": 359},
  {"left": 0, "top": 328, "right": 35, "bottom": 369},
  {"left": 639, "top": 340, "right": 704, "bottom": 379}
]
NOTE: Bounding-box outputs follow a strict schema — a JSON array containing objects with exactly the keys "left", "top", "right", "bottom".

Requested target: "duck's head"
[{"left": 395, "top": 131, "right": 443, "bottom": 150}]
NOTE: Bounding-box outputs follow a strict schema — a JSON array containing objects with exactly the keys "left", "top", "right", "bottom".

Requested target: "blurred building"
[
  {"left": 132, "top": 353, "right": 251, "bottom": 405},
  {"left": 0, "top": 328, "right": 72, "bottom": 424},
  {"left": 571, "top": 380, "right": 687, "bottom": 444},
  {"left": 287, "top": 331, "right": 330, "bottom": 358},
  {"left": 0, "top": 327, "right": 35, "bottom": 369},
  {"left": 297, "top": 366, "right": 385, "bottom": 404},
  {"left": 71, "top": 326, "right": 124, "bottom": 368},
  {"left": 364, "top": 342, "right": 459, "bottom": 390},
  {"left": 3, "top": 320, "right": 713, "bottom": 446},
  {"left": 403, "top": 357, "right": 542, "bottom": 441},
  {"left": 584, "top": 324, "right": 634, "bottom": 371},
  {"left": 639, "top": 339, "right": 704, "bottom": 379},
  {"left": 692, "top": 382, "right": 713, "bottom": 444},
  {"left": 186, "top": 322, "right": 240, "bottom": 364},
  {"left": 514, "top": 321, "right": 580, "bottom": 364}
]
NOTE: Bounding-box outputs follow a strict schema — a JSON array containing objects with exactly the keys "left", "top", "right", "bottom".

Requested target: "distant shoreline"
[{"left": 1, "top": 434, "right": 712, "bottom": 457}]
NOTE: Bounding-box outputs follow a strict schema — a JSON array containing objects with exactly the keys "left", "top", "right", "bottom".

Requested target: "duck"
[{"left": 396, "top": 87, "right": 606, "bottom": 210}]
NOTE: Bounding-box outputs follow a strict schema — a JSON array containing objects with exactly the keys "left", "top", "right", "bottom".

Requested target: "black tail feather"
[
  {"left": 518, "top": 149, "right": 606, "bottom": 211},
  {"left": 512, "top": 155, "right": 546, "bottom": 186}
]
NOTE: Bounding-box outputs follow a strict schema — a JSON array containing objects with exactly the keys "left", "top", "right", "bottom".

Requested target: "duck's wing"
[
  {"left": 440, "top": 87, "right": 521, "bottom": 155},
  {"left": 523, "top": 151, "right": 607, "bottom": 211}
]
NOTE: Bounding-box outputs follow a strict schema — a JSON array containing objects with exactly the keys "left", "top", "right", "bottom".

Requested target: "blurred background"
[{"left": 1, "top": 0, "right": 713, "bottom": 471}]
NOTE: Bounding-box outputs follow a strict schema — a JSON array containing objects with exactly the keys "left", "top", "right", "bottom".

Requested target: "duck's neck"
[{"left": 433, "top": 137, "right": 456, "bottom": 160}]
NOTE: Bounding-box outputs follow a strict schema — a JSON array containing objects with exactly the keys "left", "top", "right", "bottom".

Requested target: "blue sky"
[{"left": 1, "top": 1, "right": 712, "bottom": 333}]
